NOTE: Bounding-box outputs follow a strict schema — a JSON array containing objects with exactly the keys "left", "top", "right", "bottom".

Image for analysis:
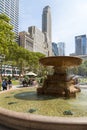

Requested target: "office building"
[
  {"left": 42, "top": 5, "right": 52, "bottom": 56},
  {"left": 19, "top": 26, "right": 49, "bottom": 56},
  {"left": 57, "top": 42, "right": 65, "bottom": 56},
  {"left": 28, "top": 26, "right": 48, "bottom": 55},
  {"left": 42, "top": 5, "right": 52, "bottom": 42},
  {"left": 52, "top": 42, "right": 58, "bottom": 56},
  {"left": 19, "top": 31, "right": 33, "bottom": 51},
  {"left": 0, "top": 0, "right": 19, "bottom": 41},
  {"left": 75, "top": 35, "right": 87, "bottom": 55}
]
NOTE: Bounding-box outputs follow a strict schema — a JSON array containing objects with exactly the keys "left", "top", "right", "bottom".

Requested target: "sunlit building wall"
[
  {"left": 19, "top": 26, "right": 49, "bottom": 56},
  {"left": 28, "top": 26, "right": 48, "bottom": 56},
  {"left": 19, "top": 31, "right": 33, "bottom": 51}
]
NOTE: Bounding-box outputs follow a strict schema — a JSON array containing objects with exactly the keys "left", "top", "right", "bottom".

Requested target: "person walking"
[
  {"left": 2, "top": 79, "right": 7, "bottom": 90},
  {"left": 7, "top": 79, "right": 12, "bottom": 89}
]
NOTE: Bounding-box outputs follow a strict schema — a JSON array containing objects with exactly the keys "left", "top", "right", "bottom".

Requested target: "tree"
[
  {"left": 14, "top": 47, "right": 45, "bottom": 75},
  {"left": 0, "top": 13, "right": 17, "bottom": 55},
  {"left": 0, "top": 13, "right": 45, "bottom": 77},
  {"left": 27, "top": 52, "right": 45, "bottom": 73}
]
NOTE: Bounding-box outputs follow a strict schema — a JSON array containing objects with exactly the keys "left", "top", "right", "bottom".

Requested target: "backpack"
[{"left": 2, "top": 81, "right": 6, "bottom": 87}]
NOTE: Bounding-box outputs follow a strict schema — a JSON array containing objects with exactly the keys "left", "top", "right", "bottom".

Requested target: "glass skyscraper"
[
  {"left": 52, "top": 42, "right": 58, "bottom": 56},
  {"left": 57, "top": 42, "right": 65, "bottom": 56},
  {"left": 75, "top": 35, "right": 87, "bottom": 55},
  {"left": 0, "top": 0, "right": 19, "bottom": 41}
]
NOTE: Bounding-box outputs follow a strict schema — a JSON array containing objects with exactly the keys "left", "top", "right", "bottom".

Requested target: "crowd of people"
[
  {"left": 22, "top": 78, "right": 37, "bottom": 87},
  {"left": 2, "top": 79, "right": 12, "bottom": 90},
  {"left": 1, "top": 76, "right": 38, "bottom": 91}
]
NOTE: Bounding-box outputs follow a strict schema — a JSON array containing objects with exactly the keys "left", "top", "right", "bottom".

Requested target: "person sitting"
[{"left": 22, "top": 79, "right": 27, "bottom": 87}]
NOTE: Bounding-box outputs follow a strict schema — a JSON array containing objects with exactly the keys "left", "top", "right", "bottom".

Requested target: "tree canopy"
[
  {"left": 0, "top": 13, "right": 45, "bottom": 75},
  {"left": 0, "top": 13, "right": 16, "bottom": 55}
]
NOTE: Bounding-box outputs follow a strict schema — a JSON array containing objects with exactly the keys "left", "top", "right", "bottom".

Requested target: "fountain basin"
[
  {"left": 0, "top": 107, "right": 87, "bottom": 130},
  {"left": 0, "top": 87, "right": 87, "bottom": 130},
  {"left": 39, "top": 56, "right": 82, "bottom": 67}
]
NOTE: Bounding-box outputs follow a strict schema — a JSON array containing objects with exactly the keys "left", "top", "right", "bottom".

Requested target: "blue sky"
[{"left": 19, "top": 0, "right": 87, "bottom": 55}]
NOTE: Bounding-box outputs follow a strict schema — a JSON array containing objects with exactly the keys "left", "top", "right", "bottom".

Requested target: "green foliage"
[
  {"left": 0, "top": 13, "right": 16, "bottom": 55},
  {"left": 0, "top": 13, "right": 45, "bottom": 75},
  {"left": 12, "top": 80, "right": 19, "bottom": 85},
  {"left": 69, "top": 60, "right": 87, "bottom": 76}
]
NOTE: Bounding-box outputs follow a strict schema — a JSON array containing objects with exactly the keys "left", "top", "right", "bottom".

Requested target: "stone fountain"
[
  {"left": 37, "top": 56, "right": 82, "bottom": 98},
  {"left": 1, "top": 56, "right": 87, "bottom": 130}
]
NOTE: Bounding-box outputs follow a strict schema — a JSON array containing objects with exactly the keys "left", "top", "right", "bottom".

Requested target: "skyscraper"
[
  {"left": 42, "top": 5, "right": 52, "bottom": 56},
  {"left": 0, "top": 0, "right": 19, "bottom": 41},
  {"left": 57, "top": 42, "right": 65, "bottom": 56},
  {"left": 75, "top": 35, "right": 87, "bottom": 55},
  {"left": 42, "top": 5, "right": 52, "bottom": 41},
  {"left": 52, "top": 42, "right": 59, "bottom": 56}
]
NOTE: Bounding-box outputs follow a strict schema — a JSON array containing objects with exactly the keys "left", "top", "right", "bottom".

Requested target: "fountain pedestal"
[{"left": 37, "top": 56, "right": 82, "bottom": 98}]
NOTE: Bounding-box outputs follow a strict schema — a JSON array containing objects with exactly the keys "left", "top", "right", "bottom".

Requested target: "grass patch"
[{"left": 12, "top": 80, "right": 20, "bottom": 85}]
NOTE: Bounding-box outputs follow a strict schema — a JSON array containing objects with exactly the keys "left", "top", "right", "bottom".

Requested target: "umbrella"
[{"left": 25, "top": 72, "right": 37, "bottom": 76}]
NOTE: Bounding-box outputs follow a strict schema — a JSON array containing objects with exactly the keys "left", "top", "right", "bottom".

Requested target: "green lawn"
[{"left": 12, "top": 80, "right": 20, "bottom": 85}]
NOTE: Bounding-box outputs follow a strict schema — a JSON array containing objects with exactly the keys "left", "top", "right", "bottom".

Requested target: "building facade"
[
  {"left": 19, "top": 26, "right": 49, "bottom": 56},
  {"left": 19, "top": 31, "right": 34, "bottom": 51},
  {"left": 19, "top": 31, "right": 33, "bottom": 51},
  {"left": 57, "top": 42, "right": 65, "bottom": 56},
  {"left": 28, "top": 26, "right": 48, "bottom": 55},
  {"left": 75, "top": 35, "right": 87, "bottom": 55},
  {"left": 0, "top": 0, "right": 19, "bottom": 41},
  {"left": 42, "top": 5, "right": 52, "bottom": 56}
]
